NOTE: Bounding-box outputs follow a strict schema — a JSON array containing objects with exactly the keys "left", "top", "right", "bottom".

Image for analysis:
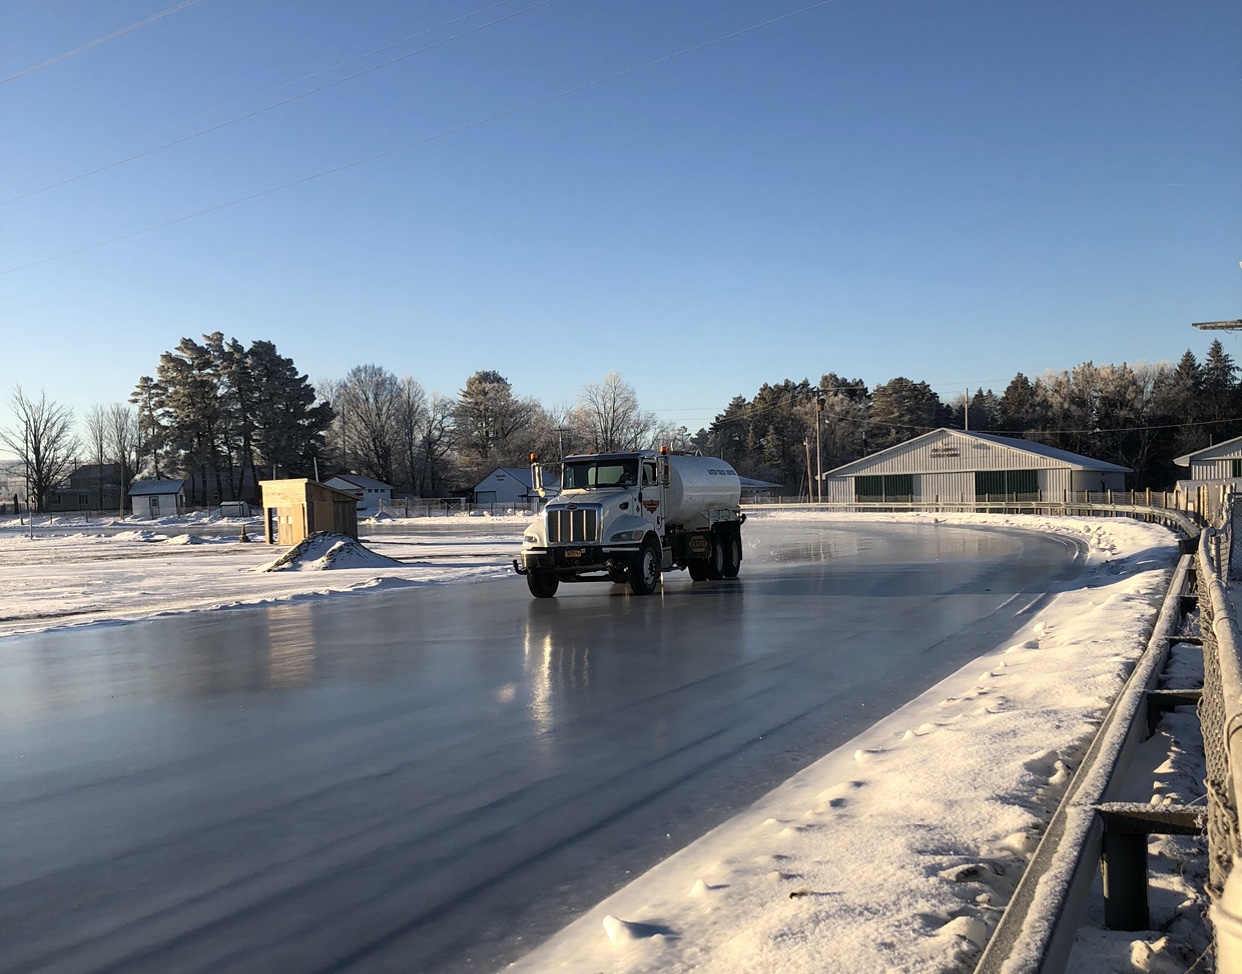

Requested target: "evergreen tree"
[
  {"left": 868, "top": 377, "right": 949, "bottom": 450},
  {"left": 454, "top": 370, "right": 537, "bottom": 481}
]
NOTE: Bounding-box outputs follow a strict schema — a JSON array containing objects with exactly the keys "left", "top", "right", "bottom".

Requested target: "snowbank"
[{"left": 256, "top": 532, "right": 404, "bottom": 572}]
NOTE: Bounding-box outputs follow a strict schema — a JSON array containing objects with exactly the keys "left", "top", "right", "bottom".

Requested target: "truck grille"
[{"left": 547, "top": 507, "right": 599, "bottom": 544}]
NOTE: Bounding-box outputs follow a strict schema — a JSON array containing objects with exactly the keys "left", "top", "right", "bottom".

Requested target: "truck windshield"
[{"left": 562, "top": 460, "right": 639, "bottom": 490}]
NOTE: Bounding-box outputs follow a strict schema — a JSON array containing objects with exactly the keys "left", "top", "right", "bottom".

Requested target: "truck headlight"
[
  {"left": 523, "top": 532, "right": 540, "bottom": 545},
  {"left": 609, "top": 529, "right": 645, "bottom": 543}
]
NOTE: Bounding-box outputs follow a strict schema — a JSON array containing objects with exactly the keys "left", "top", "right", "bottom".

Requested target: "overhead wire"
[
  {"left": 0, "top": 0, "right": 524, "bottom": 195},
  {"left": 0, "top": 0, "right": 204, "bottom": 86},
  {"left": 1, "top": 0, "right": 842, "bottom": 276},
  {"left": 0, "top": 0, "right": 558, "bottom": 207}
]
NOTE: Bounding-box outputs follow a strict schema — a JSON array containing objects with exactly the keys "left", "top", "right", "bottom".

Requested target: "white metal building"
[
  {"left": 822, "top": 429, "right": 1130, "bottom": 503},
  {"left": 323, "top": 474, "right": 393, "bottom": 515},
  {"left": 1174, "top": 434, "right": 1242, "bottom": 483},
  {"left": 473, "top": 467, "right": 561, "bottom": 507}
]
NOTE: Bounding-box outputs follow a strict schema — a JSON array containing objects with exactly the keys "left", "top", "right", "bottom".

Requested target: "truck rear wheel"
[
  {"left": 723, "top": 531, "right": 741, "bottom": 578},
  {"left": 527, "top": 571, "right": 559, "bottom": 598},
  {"left": 688, "top": 560, "right": 708, "bottom": 581},
  {"left": 629, "top": 539, "right": 661, "bottom": 595},
  {"left": 705, "top": 533, "right": 725, "bottom": 580}
]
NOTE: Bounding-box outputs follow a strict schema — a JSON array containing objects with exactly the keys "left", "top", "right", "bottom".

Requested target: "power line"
[
  {"left": 1, "top": 0, "right": 205, "bottom": 86},
  {"left": 1, "top": 0, "right": 557, "bottom": 207},
  {"left": 0, "top": 0, "right": 522, "bottom": 195},
  {"left": 1, "top": 0, "right": 841, "bottom": 275}
]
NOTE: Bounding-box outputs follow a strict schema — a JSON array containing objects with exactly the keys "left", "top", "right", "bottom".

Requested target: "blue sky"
[{"left": 1, "top": 0, "right": 1239, "bottom": 441}]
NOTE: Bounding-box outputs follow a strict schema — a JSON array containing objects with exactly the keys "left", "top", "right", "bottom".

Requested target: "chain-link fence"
[
  {"left": 1198, "top": 488, "right": 1242, "bottom": 968},
  {"left": 1200, "top": 544, "right": 1236, "bottom": 900}
]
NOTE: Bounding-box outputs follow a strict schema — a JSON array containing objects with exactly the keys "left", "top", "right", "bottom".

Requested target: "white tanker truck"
[{"left": 513, "top": 449, "right": 745, "bottom": 598}]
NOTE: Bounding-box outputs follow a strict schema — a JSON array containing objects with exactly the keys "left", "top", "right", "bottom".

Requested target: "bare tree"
[
  {"left": 333, "top": 364, "right": 402, "bottom": 485},
  {"left": 395, "top": 375, "right": 428, "bottom": 495},
  {"left": 1, "top": 387, "right": 78, "bottom": 513},
  {"left": 105, "top": 403, "right": 139, "bottom": 509},
  {"left": 413, "top": 392, "right": 457, "bottom": 496},
  {"left": 83, "top": 405, "right": 110, "bottom": 508},
  {"left": 570, "top": 371, "right": 657, "bottom": 453}
]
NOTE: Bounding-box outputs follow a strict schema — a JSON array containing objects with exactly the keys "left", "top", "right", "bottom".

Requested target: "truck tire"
[
  {"left": 527, "top": 571, "right": 559, "bottom": 598},
  {"left": 705, "top": 532, "right": 725, "bottom": 580},
  {"left": 688, "top": 559, "right": 708, "bottom": 581},
  {"left": 723, "top": 529, "right": 742, "bottom": 578},
  {"left": 629, "top": 539, "right": 661, "bottom": 596}
]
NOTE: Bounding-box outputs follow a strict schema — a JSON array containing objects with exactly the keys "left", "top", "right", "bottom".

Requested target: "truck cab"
[{"left": 514, "top": 450, "right": 743, "bottom": 598}]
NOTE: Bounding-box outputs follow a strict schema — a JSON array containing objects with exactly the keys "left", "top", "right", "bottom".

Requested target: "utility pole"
[
  {"left": 814, "top": 392, "right": 825, "bottom": 503},
  {"left": 803, "top": 438, "right": 813, "bottom": 504}
]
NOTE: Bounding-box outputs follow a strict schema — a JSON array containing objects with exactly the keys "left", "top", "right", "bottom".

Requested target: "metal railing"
[
  {"left": 974, "top": 549, "right": 1198, "bottom": 973},
  {"left": 743, "top": 497, "right": 1202, "bottom": 541}
]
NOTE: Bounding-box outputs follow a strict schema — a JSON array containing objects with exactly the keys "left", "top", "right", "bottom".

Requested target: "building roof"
[
  {"left": 1173, "top": 432, "right": 1242, "bottom": 467},
  {"left": 474, "top": 467, "right": 562, "bottom": 491},
  {"left": 128, "top": 478, "right": 186, "bottom": 496},
  {"left": 824, "top": 428, "right": 1131, "bottom": 478},
  {"left": 325, "top": 473, "right": 393, "bottom": 490},
  {"left": 739, "top": 476, "right": 782, "bottom": 490}
]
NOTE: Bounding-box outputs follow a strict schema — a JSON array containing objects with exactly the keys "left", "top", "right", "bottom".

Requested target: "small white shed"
[{"left": 128, "top": 478, "right": 186, "bottom": 519}]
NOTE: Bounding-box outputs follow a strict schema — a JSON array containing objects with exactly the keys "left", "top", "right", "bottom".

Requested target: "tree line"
[
  {"left": 3, "top": 335, "right": 1240, "bottom": 511},
  {"left": 693, "top": 342, "right": 1240, "bottom": 496}
]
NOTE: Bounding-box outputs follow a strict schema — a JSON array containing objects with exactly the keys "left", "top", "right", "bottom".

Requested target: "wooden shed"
[{"left": 259, "top": 479, "right": 359, "bottom": 546}]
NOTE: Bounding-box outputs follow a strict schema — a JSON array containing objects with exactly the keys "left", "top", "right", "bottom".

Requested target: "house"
[
  {"left": 46, "top": 463, "right": 126, "bottom": 513},
  {"left": 822, "top": 429, "right": 1130, "bottom": 504},
  {"left": 259, "top": 479, "right": 359, "bottom": 545},
  {"left": 322, "top": 474, "right": 393, "bottom": 515},
  {"left": 473, "top": 466, "right": 561, "bottom": 507},
  {"left": 128, "top": 479, "right": 187, "bottom": 519}
]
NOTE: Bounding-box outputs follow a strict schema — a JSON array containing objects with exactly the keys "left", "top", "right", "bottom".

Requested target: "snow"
[
  {"left": 503, "top": 512, "right": 1196, "bottom": 974},
  {"left": 0, "top": 510, "right": 1206, "bottom": 972},
  {"left": 255, "top": 531, "right": 404, "bottom": 571},
  {"left": 0, "top": 515, "right": 524, "bottom": 638}
]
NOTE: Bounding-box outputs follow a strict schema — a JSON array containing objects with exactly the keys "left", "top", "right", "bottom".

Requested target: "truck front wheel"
[
  {"left": 629, "top": 539, "right": 661, "bottom": 595},
  {"left": 527, "top": 571, "right": 559, "bottom": 598}
]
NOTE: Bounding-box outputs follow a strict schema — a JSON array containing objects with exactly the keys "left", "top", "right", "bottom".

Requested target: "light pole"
[{"left": 1190, "top": 262, "right": 1242, "bottom": 331}]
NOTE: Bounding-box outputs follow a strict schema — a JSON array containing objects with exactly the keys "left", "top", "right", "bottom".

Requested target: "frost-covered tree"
[
  {"left": 245, "top": 341, "right": 333, "bottom": 480},
  {"left": 570, "top": 371, "right": 657, "bottom": 454},
  {"left": 331, "top": 364, "right": 402, "bottom": 486},
  {"left": 868, "top": 377, "right": 950, "bottom": 450},
  {"left": 454, "top": 370, "right": 538, "bottom": 480}
]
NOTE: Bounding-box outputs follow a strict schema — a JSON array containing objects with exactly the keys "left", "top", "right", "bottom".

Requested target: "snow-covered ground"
[
  {"left": 0, "top": 511, "right": 1209, "bottom": 972},
  {"left": 0, "top": 513, "right": 523, "bottom": 638}
]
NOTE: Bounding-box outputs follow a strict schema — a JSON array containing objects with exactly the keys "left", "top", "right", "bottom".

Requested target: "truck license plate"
[{"left": 564, "top": 549, "right": 584, "bottom": 559}]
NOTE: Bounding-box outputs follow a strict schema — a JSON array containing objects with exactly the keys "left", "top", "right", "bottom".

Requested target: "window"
[
  {"left": 855, "top": 474, "right": 913, "bottom": 502},
  {"left": 563, "top": 460, "right": 639, "bottom": 489},
  {"left": 1232, "top": 459, "right": 1242, "bottom": 478},
  {"left": 975, "top": 470, "right": 1038, "bottom": 499}
]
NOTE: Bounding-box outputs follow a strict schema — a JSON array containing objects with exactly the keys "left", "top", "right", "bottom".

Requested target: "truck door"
[{"left": 639, "top": 459, "right": 662, "bottom": 532}]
